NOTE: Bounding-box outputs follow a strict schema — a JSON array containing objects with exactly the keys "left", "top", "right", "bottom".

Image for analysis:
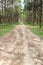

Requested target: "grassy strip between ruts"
[
  {"left": 0, "top": 22, "right": 20, "bottom": 36},
  {"left": 24, "top": 21, "right": 43, "bottom": 39}
]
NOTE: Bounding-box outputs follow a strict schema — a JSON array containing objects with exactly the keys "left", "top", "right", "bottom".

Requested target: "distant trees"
[
  {"left": 24, "top": 0, "right": 43, "bottom": 28},
  {"left": 0, "top": 0, "right": 20, "bottom": 25},
  {"left": 39, "top": 0, "right": 42, "bottom": 28},
  {"left": 33, "top": 0, "right": 42, "bottom": 28}
]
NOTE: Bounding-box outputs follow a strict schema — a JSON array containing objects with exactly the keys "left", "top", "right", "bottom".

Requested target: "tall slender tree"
[{"left": 39, "top": 0, "right": 42, "bottom": 28}]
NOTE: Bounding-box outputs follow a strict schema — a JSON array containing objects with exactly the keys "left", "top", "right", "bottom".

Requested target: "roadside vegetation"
[
  {"left": 0, "top": 22, "right": 20, "bottom": 36},
  {"left": 31, "top": 27, "right": 43, "bottom": 39},
  {"left": 24, "top": 21, "right": 43, "bottom": 39},
  {"left": 0, "top": 0, "right": 21, "bottom": 36}
]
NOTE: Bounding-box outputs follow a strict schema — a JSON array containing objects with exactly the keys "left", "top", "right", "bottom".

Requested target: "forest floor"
[{"left": 0, "top": 23, "right": 43, "bottom": 65}]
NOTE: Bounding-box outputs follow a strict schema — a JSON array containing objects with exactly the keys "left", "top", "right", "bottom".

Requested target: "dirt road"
[{"left": 0, "top": 24, "right": 43, "bottom": 65}]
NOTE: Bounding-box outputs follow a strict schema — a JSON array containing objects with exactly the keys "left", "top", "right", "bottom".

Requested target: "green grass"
[
  {"left": 0, "top": 22, "right": 20, "bottom": 36},
  {"left": 24, "top": 21, "right": 31, "bottom": 26},
  {"left": 24, "top": 21, "right": 43, "bottom": 39},
  {"left": 30, "top": 27, "right": 43, "bottom": 39}
]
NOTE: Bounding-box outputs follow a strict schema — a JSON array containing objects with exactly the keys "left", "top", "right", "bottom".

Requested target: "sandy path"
[{"left": 0, "top": 24, "right": 43, "bottom": 65}]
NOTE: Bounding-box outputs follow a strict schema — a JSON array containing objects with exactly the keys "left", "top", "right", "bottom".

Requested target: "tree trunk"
[
  {"left": 33, "top": 0, "right": 36, "bottom": 25},
  {"left": 2, "top": 0, "right": 3, "bottom": 15},
  {"left": 39, "top": 0, "right": 42, "bottom": 28}
]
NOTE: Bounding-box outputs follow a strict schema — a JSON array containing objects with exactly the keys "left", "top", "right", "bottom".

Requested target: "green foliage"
[{"left": 24, "top": 21, "right": 31, "bottom": 26}]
